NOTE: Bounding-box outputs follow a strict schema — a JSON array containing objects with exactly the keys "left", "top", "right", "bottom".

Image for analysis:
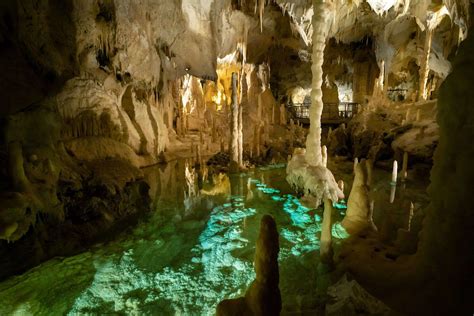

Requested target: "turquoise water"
[{"left": 0, "top": 162, "right": 348, "bottom": 315}]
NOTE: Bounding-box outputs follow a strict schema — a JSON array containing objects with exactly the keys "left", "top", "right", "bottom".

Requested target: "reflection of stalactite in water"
[
  {"left": 246, "top": 178, "right": 254, "bottom": 201},
  {"left": 201, "top": 173, "right": 231, "bottom": 196}
]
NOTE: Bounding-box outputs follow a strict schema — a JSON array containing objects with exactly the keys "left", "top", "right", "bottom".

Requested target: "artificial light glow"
[
  {"left": 212, "top": 91, "right": 224, "bottom": 111},
  {"left": 181, "top": 74, "right": 193, "bottom": 114}
]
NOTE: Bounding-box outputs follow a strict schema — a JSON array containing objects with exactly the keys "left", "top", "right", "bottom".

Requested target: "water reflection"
[{"left": 0, "top": 160, "right": 430, "bottom": 316}]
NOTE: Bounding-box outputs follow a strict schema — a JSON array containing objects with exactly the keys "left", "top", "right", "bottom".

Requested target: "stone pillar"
[
  {"left": 418, "top": 29, "right": 433, "bottom": 101},
  {"left": 230, "top": 72, "right": 239, "bottom": 165},
  {"left": 305, "top": 0, "right": 330, "bottom": 166}
]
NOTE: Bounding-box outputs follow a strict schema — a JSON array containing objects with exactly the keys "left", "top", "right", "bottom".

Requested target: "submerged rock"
[{"left": 325, "top": 274, "right": 393, "bottom": 316}]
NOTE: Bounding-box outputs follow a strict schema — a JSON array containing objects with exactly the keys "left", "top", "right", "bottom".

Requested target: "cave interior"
[{"left": 0, "top": 0, "right": 473, "bottom": 315}]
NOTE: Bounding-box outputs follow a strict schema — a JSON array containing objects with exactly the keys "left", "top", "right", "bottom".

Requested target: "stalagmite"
[
  {"left": 354, "top": 157, "right": 359, "bottom": 174},
  {"left": 369, "top": 200, "right": 378, "bottom": 231},
  {"left": 407, "top": 202, "right": 414, "bottom": 231},
  {"left": 337, "top": 180, "right": 344, "bottom": 194},
  {"left": 279, "top": 104, "right": 286, "bottom": 125},
  {"left": 366, "top": 159, "right": 373, "bottom": 188},
  {"left": 342, "top": 160, "right": 371, "bottom": 234},
  {"left": 230, "top": 72, "right": 239, "bottom": 165},
  {"left": 416, "top": 109, "right": 421, "bottom": 122},
  {"left": 321, "top": 145, "right": 328, "bottom": 167},
  {"left": 305, "top": 0, "right": 330, "bottom": 167},
  {"left": 217, "top": 215, "right": 281, "bottom": 316},
  {"left": 238, "top": 90, "right": 243, "bottom": 167},
  {"left": 197, "top": 144, "right": 202, "bottom": 167},
  {"left": 320, "top": 198, "right": 334, "bottom": 264},
  {"left": 254, "top": 125, "right": 258, "bottom": 157},
  {"left": 271, "top": 104, "right": 275, "bottom": 125},
  {"left": 401, "top": 152, "right": 408, "bottom": 181},
  {"left": 176, "top": 116, "right": 182, "bottom": 136},
  {"left": 211, "top": 117, "right": 216, "bottom": 143},
  {"left": 391, "top": 160, "right": 398, "bottom": 183},
  {"left": 256, "top": 125, "right": 262, "bottom": 157},
  {"left": 185, "top": 114, "right": 189, "bottom": 133},
  {"left": 390, "top": 185, "right": 396, "bottom": 203}
]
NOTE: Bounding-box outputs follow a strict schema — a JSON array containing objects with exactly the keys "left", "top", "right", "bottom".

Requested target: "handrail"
[{"left": 286, "top": 101, "right": 359, "bottom": 122}]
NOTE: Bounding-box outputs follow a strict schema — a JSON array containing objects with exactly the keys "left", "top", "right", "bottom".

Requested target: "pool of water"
[{"left": 0, "top": 160, "right": 429, "bottom": 315}]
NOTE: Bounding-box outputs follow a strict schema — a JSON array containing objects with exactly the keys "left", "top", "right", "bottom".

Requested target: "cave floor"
[{"left": 0, "top": 159, "right": 429, "bottom": 315}]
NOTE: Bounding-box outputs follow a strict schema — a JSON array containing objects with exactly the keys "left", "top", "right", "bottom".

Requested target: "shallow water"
[{"left": 0, "top": 160, "right": 429, "bottom": 315}]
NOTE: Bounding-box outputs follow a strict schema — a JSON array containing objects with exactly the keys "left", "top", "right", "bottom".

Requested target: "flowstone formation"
[{"left": 217, "top": 214, "right": 281, "bottom": 316}]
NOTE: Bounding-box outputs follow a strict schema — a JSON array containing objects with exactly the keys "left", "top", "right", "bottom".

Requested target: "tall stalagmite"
[
  {"left": 230, "top": 72, "right": 240, "bottom": 166},
  {"left": 216, "top": 215, "right": 281, "bottom": 315}
]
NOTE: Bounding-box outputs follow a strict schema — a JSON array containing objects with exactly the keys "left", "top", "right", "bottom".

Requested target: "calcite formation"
[
  {"left": 0, "top": 0, "right": 472, "bottom": 314},
  {"left": 216, "top": 214, "right": 281, "bottom": 316},
  {"left": 342, "top": 159, "right": 372, "bottom": 235}
]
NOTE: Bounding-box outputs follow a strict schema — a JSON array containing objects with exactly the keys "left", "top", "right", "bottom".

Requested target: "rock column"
[
  {"left": 305, "top": 0, "right": 330, "bottom": 166},
  {"left": 230, "top": 72, "right": 240, "bottom": 166},
  {"left": 217, "top": 215, "right": 281, "bottom": 315},
  {"left": 418, "top": 29, "right": 432, "bottom": 101}
]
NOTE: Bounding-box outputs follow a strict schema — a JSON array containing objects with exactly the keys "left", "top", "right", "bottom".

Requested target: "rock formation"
[
  {"left": 0, "top": 0, "right": 472, "bottom": 314},
  {"left": 342, "top": 159, "right": 371, "bottom": 235},
  {"left": 217, "top": 214, "right": 281, "bottom": 316}
]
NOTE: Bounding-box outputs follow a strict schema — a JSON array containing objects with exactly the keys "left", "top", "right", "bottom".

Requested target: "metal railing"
[{"left": 287, "top": 101, "right": 359, "bottom": 123}]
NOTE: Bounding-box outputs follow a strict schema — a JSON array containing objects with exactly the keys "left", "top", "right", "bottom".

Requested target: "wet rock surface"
[{"left": 0, "top": 158, "right": 151, "bottom": 281}]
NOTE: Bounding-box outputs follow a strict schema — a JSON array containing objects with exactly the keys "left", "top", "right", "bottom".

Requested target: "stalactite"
[
  {"left": 259, "top": 0, "right": 265, "bottom": 33},
  {"left": 418, "top": 29, "right": 433, "bottom": 101},
  {"left": 401, "top": 152, "right": 408, "bottom": 181},
  {"left": 305, "top": 0, "right": 330, "bottom": 166}
]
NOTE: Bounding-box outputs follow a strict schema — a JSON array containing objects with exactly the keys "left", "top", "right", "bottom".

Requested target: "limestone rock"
[
  {"left": 217, "top": 215, "right": 281, "bottom": 316},
  {"left": 342, "top": 160, "right": 371, "bottom": 234},
  {"left": 325, "top": 274, "right": 393, "bottom": 316}
]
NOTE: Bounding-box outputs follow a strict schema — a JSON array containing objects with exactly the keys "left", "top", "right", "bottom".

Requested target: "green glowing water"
[{"left": 0, "top": 164, "right": 348, "bottom": 315}]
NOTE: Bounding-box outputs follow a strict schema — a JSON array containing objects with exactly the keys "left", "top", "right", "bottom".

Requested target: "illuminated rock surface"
[
  {"left": 0, "top": 0, "right": 472, "bottom": 315},
  {"left": 217, "top": 214, "right": 281, "bottom": 316}
]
